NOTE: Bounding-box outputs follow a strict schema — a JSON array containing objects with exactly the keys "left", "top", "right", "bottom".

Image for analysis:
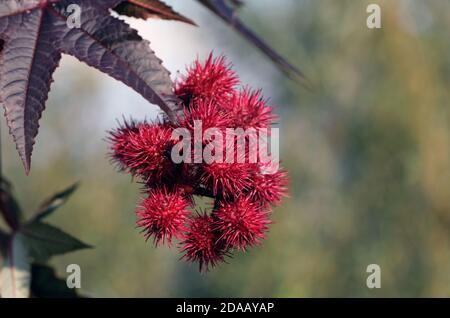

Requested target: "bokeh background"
[{"left": 1, "top": 0, "right": 450, "bottom": 297}]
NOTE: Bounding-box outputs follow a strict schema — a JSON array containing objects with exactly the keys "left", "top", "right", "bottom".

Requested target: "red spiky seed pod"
[
  {"left": 108, "top": 53, "right": 290, "bottom": 272},
  {"left": 222, "top": 89, "right": 277, "bottom": 130},
  {"left": 136, "top": 187, "right": 191, "bottom": 246},
  {"left": 176, "top": 98, "right": 232, "bottom": 132},
  {"left": 108, "top": 120, "right": 175, "bottom": 183},
  {"left": 107, "top": 119, "right": 139, "bottom": 158},
  {"left": 180, "top": 213, "right": 226, "bottom": 272},
  {"left": 175, "top": 54, "right": 239, "bottom": 103},
  {"left": 249, "top": 165, "right": 288, "bottom": 207},
  {"left": 201, "top": 162, "right": 258, "bottom": 198},
  {"left": 213, "top": 197, "right": 271, "bottom": 251}
]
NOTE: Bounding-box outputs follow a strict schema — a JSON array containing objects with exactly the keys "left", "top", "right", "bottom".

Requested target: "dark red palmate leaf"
[
  {"left": 114, "top": 0, "right": 195, "bottom": 25},
  {"left": 0, "top": 0, "right": 181, "bottom": 173}
]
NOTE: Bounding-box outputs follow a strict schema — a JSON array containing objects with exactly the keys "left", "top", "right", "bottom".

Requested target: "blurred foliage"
[{"left": 1, "top": 0, "right": 450, "bottom": 297}]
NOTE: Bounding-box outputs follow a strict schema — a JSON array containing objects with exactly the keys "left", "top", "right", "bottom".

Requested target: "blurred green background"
[{"left": 1, "top": 0, "right": 450, "bottom": 297}]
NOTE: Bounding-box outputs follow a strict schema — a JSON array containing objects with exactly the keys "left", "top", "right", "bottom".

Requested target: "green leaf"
[
  {"left": 0, "top": 234, "right": 31, "bottom": 298},
  {"left": 31, "top": 182, "right": 79, "bottom": 222},
  {"left": 20, "top": 222, "right": 91, "bottom": 263},
  {"left": 0, "top": 230, "right": 8, "bottom": 270},
  {"left": 0, "top": 177, "right": 12, "bottom": 193},
  {"left": 0, "top": 178, "right": 22, "bottom": 230},
  {"left": 31, "top": 264, "right": 82, "bottom": 298}
]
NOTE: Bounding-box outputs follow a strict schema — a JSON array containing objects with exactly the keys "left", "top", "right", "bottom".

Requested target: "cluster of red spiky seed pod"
[{"left": 108, "top": 54, "right": 288, "bottom": 271}]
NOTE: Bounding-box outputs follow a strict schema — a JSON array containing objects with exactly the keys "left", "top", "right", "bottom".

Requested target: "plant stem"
[
  {"left": 192, "top": 187, "right": 223, "bottom": 201},
  {"left": 0, "top": 120, "right": 2, "bottom": 182},
  {"left": 0, "top": 122, "right": 6, "bottom": 228}
]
